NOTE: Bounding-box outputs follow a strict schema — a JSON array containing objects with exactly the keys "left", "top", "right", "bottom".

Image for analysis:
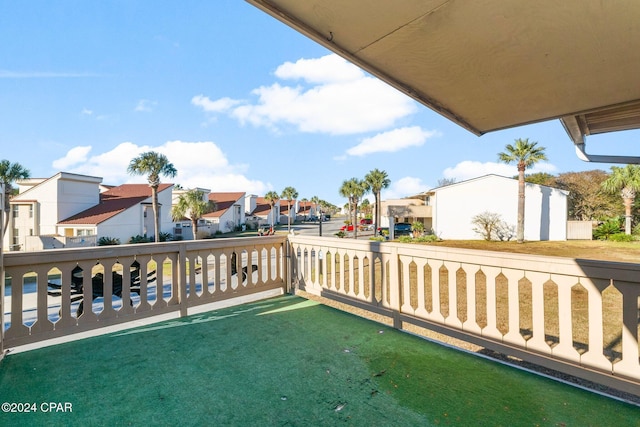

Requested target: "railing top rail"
[
  {"left": 288, "top": 235, "right": 640, "bottom": 282},
  {"left": 3, "top": 235, "right": 288, "bottom": 268}
]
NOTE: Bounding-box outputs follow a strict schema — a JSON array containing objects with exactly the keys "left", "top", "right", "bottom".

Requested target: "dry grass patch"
[{"left": 425, "top": 240, "right": 640, "bottom": 263}]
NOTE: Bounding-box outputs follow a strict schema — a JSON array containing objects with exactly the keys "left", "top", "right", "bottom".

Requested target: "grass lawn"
[{"left": 418, "top": 239, "right": 640, "bottom": 263}]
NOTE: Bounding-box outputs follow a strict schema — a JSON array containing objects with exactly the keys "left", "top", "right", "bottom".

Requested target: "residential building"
[
  {"left": 381, "top": 174, "right": 568, "bottom": 241},
  {"left": 203, "top": 192, "right": 246, "bottom": 234},
  {"left": 56, "top": 183, "right": 175, "bottom": 247},
  {"left": 5, "top": 173, "right": 103, "bottom": 251}
]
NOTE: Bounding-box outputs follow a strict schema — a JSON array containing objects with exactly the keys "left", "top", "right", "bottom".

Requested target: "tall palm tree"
[
  {"left": 339, "top": 178, "right": 366, "bottom": 239},
  {"left": 364, "top": 168, "right": 390, "bottom": 235},
  {"left": 299, "top": 197, "right": 309, "bottom": 221},
  {"left": 280, "top": 186, "right": 298, "bottom": 232},
  {"left": 127, "top": 151, "right": 177, "bottom": 242},
  {"left": 310, "top": 195, "right": 320, "bottom": 219},
  {"left": 0, "top": 160, "right": 30, "bottom": 237},
  {"left": 264, "top": 191, "right": 280, "bottom": 228},
  {"left": 171, "top": 189, "right": 216, "bottom": 239},
  {"left": 498, "top": 138, "right": 548, "bottom": 243},
  {"left": 601, "top": 164, "right": 640, "bottom": 234}
]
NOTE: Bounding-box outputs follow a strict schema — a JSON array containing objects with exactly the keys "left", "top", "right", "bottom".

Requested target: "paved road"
[{"left": 289, "top": 217, "right": 377, "bottom": 239}]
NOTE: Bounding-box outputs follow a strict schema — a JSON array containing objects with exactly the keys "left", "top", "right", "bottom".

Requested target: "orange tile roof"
[
  {"left": 252, "top": 197, "right": 275, "bottom": 216},
  {"left": 202, "top": 192, "right": 245, "bottom": 218},
  {"left": 58, "top": 184, "right": 173, "bottom": 225}
]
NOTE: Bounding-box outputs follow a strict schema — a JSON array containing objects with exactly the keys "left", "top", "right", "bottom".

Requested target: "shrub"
[
  {"left": 129, "top": 235, "right": 151, "bottom": 244},
  {"left": 335, "top": 230, "right": 347, "bottom": 238},
  {"left": 158, "top": 232, "right": 173, "bottom": 242},
  {"left": 97, "top": 236, "right": 120, "bottom": 246},
  {"left": 593, "top": 219, "right": 622, "bottom": 240},
  {"left": 609, "top": 233, "right": 635, "bottom": 242},
  {"left": 369, "top": 236, "right": 386, "bottom": 242},
  {"left": 471, "top": 211, "right": 504, "bottom": 241}
]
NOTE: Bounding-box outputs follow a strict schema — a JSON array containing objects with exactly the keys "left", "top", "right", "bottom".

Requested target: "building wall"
[
  {"left": 432, "top": 175, "right": 567, "bottom": 241},
  {"left": 7, "top": 173, "right": 101, "bottom": 250}
]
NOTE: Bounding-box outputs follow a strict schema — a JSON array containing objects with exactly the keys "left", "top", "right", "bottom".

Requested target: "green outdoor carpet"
[{"left": 0, "top": 295, "right": 638, "bottom": 426}]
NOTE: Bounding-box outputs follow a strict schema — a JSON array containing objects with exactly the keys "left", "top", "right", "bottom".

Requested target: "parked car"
[
  {"left": 340, "top": 224, "right": 355, "bottom": 232},
  {"left": 394, "top": 222, "right": 413, "bottom": 236},
  {"left": 360, "top": 218, "right": 372, "bottom": 225}
]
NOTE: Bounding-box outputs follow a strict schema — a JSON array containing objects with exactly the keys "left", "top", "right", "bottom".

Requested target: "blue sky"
[{"left": 1, "top": 1, "right": 638, "bottom": 206}]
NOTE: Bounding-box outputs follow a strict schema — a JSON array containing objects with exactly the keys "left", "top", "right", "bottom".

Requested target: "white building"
[
  {"left": 427, "top": 175, "right": 568, "bottom": 241},
  {"left": 380, "top": 174, "right": 568, "bottom": 241},
  {"left": 5, "top": 173, "right": 103, "bottom": 251}
]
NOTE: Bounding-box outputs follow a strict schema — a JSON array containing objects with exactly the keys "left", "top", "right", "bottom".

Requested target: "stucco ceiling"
[{"left": 246, "top": 0, "right": 640, "bottom": 162}]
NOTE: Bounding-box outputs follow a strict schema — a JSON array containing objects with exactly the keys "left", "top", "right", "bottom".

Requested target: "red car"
[
  {"left": 340, "top": 224, "right": 355, "bottom": 232},
  {"left": 360, "top": 218, "right": 373, "bottom": 225}
]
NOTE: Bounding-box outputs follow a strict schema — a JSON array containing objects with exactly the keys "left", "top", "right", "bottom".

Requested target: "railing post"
[
  {"left": 285, "top": 238, "right": 292, "bottom": 294},
  {"left": 389, "top": 245, "right": 402, "bottom": 329},
  {"left": 178, "top": 243, "right": 188, "bottom": 317}
]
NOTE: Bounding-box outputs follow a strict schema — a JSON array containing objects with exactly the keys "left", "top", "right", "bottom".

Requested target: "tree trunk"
[
  {"left": 623, "top": 197, "right": 633, "bottom": 234},
  {"left": 517, "top": 165, "right": 525, "bottom": 243},
  {"left": 152, "top": 185, "right": 160, "bottom": 242},
  {"left": 191, "top": 218, "right": 199, "bottom": 240}
]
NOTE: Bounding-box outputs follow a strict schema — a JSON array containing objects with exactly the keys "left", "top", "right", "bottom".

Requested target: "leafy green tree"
[
  {"left": 364, "top": 168, "right": 390, "bottom": 235},
  {"left": 523, "top": 172, "right": 555, "bottom": 186},
  {"left": 280, "top": 186, "right": 298, "bottom": 232},
  {"left": 550, "top": 170, "right": 618, "bottom": 220},
  {"left": 264, "top": 191, "right": 280, "bottom": 227},
  {"left": 339, "top": 178, "right": 366, "bottom": 239},
  {"left": 601, "top": 165, "right": 640, "bottom": 234},
  {"left": 0, "top": 160, "right": 30, "bottom": 237},
  {"left": 127, "top": 151, "right": 177, "bottom": 242},
  {"left": 171, "top": 189, "right": 216, "bottom": 239},
  {"left": 498, "top": 138, "right": 548, "bottom": 243}
]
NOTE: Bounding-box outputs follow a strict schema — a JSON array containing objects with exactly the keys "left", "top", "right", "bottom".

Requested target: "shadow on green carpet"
[{"left": 1, "top": 295, "right": 638, "bottom": 426}]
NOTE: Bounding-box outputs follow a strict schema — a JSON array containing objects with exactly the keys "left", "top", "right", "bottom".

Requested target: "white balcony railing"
[
  {"left": 1, "top": 234, "right": 639, "bottom": 397},
  {"left": 1, "top": 235, "right": 288, "bottom": 350},
  {"left": 288, "top": 235, "right": 640, "bottom": 396}
]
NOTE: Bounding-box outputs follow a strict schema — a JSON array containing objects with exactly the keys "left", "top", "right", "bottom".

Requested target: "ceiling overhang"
[{"left": 247, "top": 0, "right": 640, "bottom": 163}]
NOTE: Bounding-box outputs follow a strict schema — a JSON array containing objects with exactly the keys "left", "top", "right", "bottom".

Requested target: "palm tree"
[
  {"left": 280, "top": 186, "right": 298, "bottom": 232},
  {"left": 364, "top": 168, "right": 390, "bottom": 235},
  {"left": 310, "top": 196, "right": 320, "bottom": 219},
  {"left": 300, "top": 197, "right": 309, "bottom": 221},
  {"left": 264, "top": 191, "right": 280, "bottom": 228},
  {"left": 127, "top": 151, "right": 177, "bottom": 242},
  {"left": 339, "top": 178, "right": 366, "bottom": 239},
  {"left": 498, "top": 138, "right": 548, "bottom": 243},
  {"left": 171, "top": 189, "right": 216, "bottom": 239},
  {"left": 0, "top": 160, "right": 30, "bottom": 237},
  {"left": 601, "top": 165, "right": 640, "bottom": 234}
]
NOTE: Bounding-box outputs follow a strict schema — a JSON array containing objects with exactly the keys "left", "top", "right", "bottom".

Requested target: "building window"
[
  {"left": 12, "top": 205, "right": 18, "bottom": 218},
  {"left": 29, "top": 205, "right": 33, "bottom": 218},
  {"left": 12, "top": 228, "right": 19, "bottom": 246}
]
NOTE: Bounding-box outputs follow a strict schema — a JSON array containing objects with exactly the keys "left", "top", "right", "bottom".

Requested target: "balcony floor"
[{"left": 1, "top": 295, "right": 638, "bottom": 426}]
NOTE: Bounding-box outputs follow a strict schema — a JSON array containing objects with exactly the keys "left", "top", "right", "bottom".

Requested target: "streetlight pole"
[{"left": 318, "top": 208, "right": 322, "bottom": 236}]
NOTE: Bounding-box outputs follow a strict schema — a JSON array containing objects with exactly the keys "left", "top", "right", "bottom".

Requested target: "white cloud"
[
  {"left": 52, "top": 146, "right": 92, "bottom": 169},
  {"left": 191, "top": 95, "right": 241, "bottom": 113},
  {"left": 442, "top": 160, "right": 557, "bottom": 182},
  {"left": 346, "top": 126, "right": 439, "bottom": 156},
  {"left": 274, "top": 54, "right": 364, "bottom": 84},
  {"left": 135, "top": 99, "right": 157, "bottom": 112},
  {"left": 81, "top": 108, "right": 93, "bottom": 116},
  {"left": 193, "top": 54, "right": 417, "bottom": 135},
  {"left": 51, "top": 140, "right": 268, "bottom": 193},
  {"left": 382, "top": 176, "right": 430, "bottom": 200}
]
